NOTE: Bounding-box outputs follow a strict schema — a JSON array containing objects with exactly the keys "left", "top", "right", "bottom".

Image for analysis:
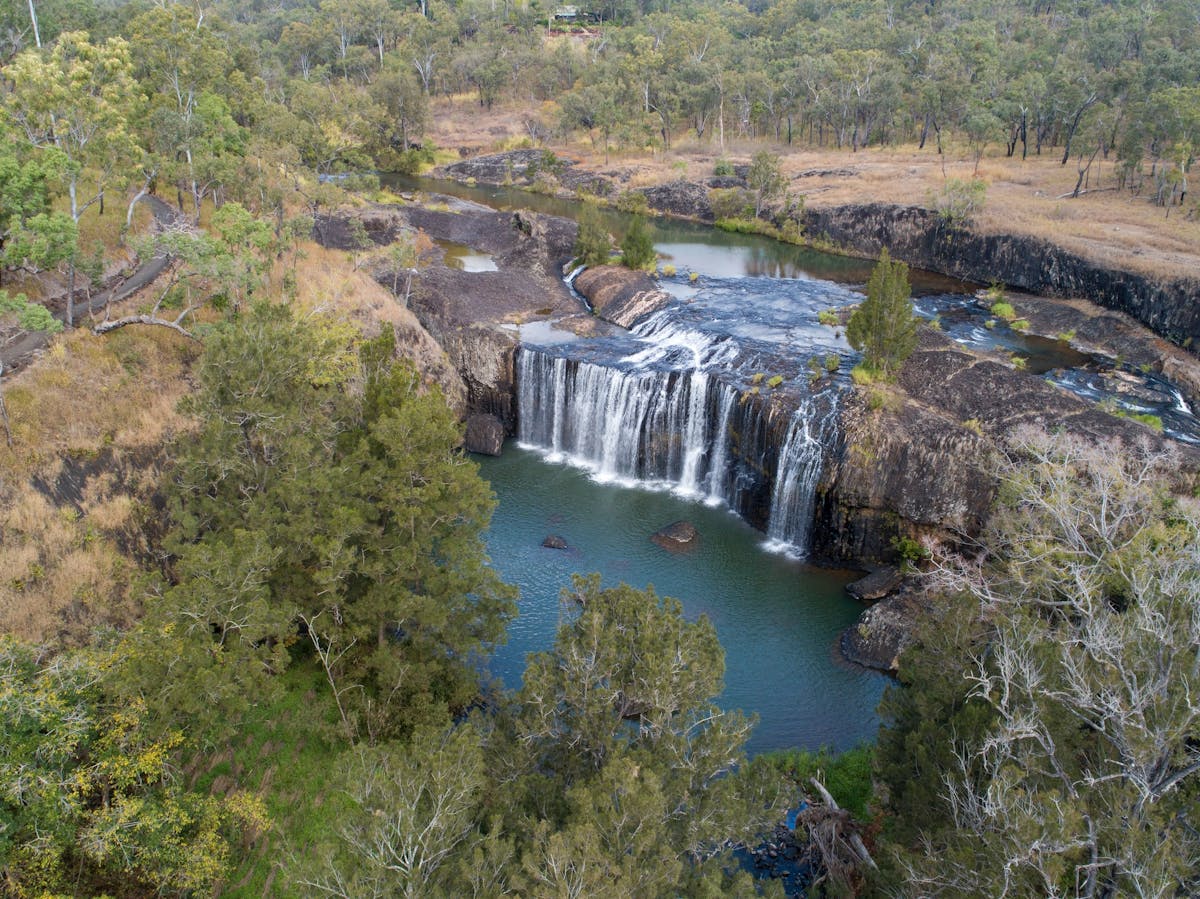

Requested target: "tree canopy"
[{"left": 875, "top": 431, "right": 1200, "bottom": 896}]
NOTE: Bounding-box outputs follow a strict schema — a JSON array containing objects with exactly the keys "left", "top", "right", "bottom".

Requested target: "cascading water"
[
  {"left": 515, "top": 288, "right": 852, "bottom": 555},
  {"left": 766, "top": 394, "right": 841, "bottom": 553}
]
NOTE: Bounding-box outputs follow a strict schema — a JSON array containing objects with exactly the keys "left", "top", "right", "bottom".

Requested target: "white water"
[
  {"left": 517, "top": 313, "right": 843, "bottom": 555},
  {"left": 766, "top": 396, "right": 840, "bottom": 553}
]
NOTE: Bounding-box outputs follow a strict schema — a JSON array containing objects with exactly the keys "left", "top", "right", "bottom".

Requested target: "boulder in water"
[
  {"left": 464, "top": 413, "right": 505, "bottom": 456},
  {"left": 651, "top": 520, "right": 698, "bottom": 551},
  {"left": 542, "top": 535, "right": 568, "bottom": 550},
  {"left": 840, "top": 589, "right": 927, "bottom": 674},
  {"left": 846, "top": 566, "right": 903, "bottom": 602}
]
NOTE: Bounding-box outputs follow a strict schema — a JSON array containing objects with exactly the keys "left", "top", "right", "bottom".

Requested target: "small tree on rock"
[
  {"left": 573, "top": 202, "right": 611, "bottom": 269},
  {"left": 620, "top": 215, "right": 655, "bottom": 271},
  {"left": 846, "top": 249, "right": 918, "bottom": 379}
]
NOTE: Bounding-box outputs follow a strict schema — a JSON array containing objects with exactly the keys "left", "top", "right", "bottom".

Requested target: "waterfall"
[
  {"left": 766, "top": 395, "right": 840, "bottom": 553},
  {"left": 516, "top": 348, "right": 741, "bottom": 497},
  {"left": 516, "top": 340, "right": 841, "bottom": 556}
]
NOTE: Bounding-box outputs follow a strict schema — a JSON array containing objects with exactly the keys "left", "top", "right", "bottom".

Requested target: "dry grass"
[
  {"left": 281, "top": 240, "right": 466, "bottom": 409},
  {"left": 0, "top": 473, "right": 143, "bottom": 645},
  {"left": 2, "top": 325, "right": 196, "bottom": 474},
  {"left": 0, "top": 224, "right": 469, "bottom": 646},
  {"left": 427, "top": 99, "right": 1200, "bottom": 282},
  {"left": 0, "top": 316, "right": 196, "bottom": 644}
]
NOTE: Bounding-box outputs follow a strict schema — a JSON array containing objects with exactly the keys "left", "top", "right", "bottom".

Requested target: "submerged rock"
[
  {"left": 651, "top": 520, "right": 699, "bottom": 551},
  {"left": 542, "top": 535, "right": 568, "bottom": 550}
]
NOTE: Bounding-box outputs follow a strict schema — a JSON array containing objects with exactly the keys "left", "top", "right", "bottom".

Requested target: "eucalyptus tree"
[
  {"left": 127, "top": 3, "right": 243, "bottom": 221},
  {"left": 877, "top": 431, "right": 1200, "bottom": 896},
  {"left": 2, "top": 31, "right": 142, "bottom": 327}
]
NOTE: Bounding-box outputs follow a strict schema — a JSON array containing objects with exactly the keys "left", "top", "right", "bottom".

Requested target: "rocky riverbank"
[
  {"left": 317, "top": 188, "right": 1200, "bottom": 674},
  {"left": 438, "top": 150, "right": 1200, "bottom": 355}
]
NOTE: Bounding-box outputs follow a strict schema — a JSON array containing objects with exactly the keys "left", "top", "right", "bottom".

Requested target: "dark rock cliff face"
[
  {"left": 811, "top": 385, "right": 995, "bottom": 565},
  {"left": 812, "top": 329, "right": 1194, "bottom": 566},
  {"left": 635, "top": 180, "right": 714, "bottom": 221},
  {"left": 804, "top": 203, "right": 1200, "bottom": 352},
  {"left": 313, "top": 204, "right": 583, "bottom": 433}
]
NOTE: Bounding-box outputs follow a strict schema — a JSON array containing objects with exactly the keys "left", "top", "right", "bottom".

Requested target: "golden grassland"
[
  {"left": 0, "top": 326, "right": 196, "bottom": 644},
  {"left": 426, "top": 97, "right": 1200, "bottom": 282},
  {"left": 0, "top": 229, "right": 447, "bottom": 646}
]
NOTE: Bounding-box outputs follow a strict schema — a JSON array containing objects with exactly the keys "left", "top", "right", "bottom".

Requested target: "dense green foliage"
[
  {"left": 120, "top": 305, "right": 516, "bottom": 746},
  {"left": 573, "top": 200, "right": 612, "bottom": 267},
  {"left": 1, "top": 1, "right": 1198, "bottom": 894},
  {"left": 846, "top": 249, "right": 918, "bottom": 378},
  {"left": 620, "top": 214, "right": 655, "bottom": 269},
  {"left": 0, "top": 637, "right": 268, "bottom": 897}
]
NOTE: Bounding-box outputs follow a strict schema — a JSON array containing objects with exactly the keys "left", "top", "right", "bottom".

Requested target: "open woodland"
[{"left": 1, "top": 0, "right": 1198, "bottom": 895}]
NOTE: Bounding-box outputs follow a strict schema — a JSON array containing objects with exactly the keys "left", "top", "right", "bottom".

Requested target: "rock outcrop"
[
  {"left": 840, "top": 588, "right": 928, "bottom": 673},
  {"left": 464, "top": 413, "right": 505, "bottom": 455},
  {"left": 440, "top": 149, "right": 572, "bottom": 186},
  {"left": 651, "top": 520, "right": 699, "bottom": 551},
  {"left": 804, "top": 203, "right": 1200, "bottom": 353},
  {"left": 314, "top": 203, "right": 584, "bottom": 434},
  {"left": 845, "top": 566, "right": 904, "bottom": 602},
  {"left": 636, "top": 180, "right": 714, "bottom": 221},
  {"left": 573, "top": 266, "right": 671, "bottom": 329},
  {"left": 812, "top": 328, "right": 1192, "bottom": 566}
]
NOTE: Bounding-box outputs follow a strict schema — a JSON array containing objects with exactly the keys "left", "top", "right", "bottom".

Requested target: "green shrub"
[
  {"left": 1011, "top": 319, "right": 1030, "bottom": 332},
  {"left": 751, "top": 372, "right": 765, "bottom": 385},
  {"left": 893, "top": 535, "right": 930, "bottom": 569},
  {"left": 713, "top": 157, "right": 735, "bottom": 177},
  {"left": 0, "top": 292, "right": 63, "bottom": 333},
  {"left": 818, "top": 309, "right": 839, "bottom": 327},
  {"left": 1057, "top": 329, "right": 1076, "bottom": 343},
  {"left": 765, "top": 745, "right": 874, "bottom": 821},
  {"left": 620, "top": 215, "right": 656, "bottom": 270},
  {"left": 824, "top": 354, "right": 841, "bottom": 372},
  {"left": 846, "top": 249, "right": 918, "bottom": 379},
  {"left": 1130, "top": 412, "right": 1164, "bottom": 431},
  {"left": 709, "top": 187, "right": 753, "bottom": 221},
  {"left": 660, "top": 263, "right": 676, "bottom": 277},
  {"left": 714, "top": 216, "right": 778, "bottom": 238},
  {"left": 990, "top": 301, "right": 1016, "bottom": 320},
  {"left": 688, "top": 272, "right": 699, "bottom": 283},
  {"left": 614, "top": 190, "right": 649, "bottom": 215},
  {"left": 850, "top": 365, "right": 876, "bottom": 386},
  {"left": 1011, "top": 354, "right": 1028, "bottom": 369},
  {"left": 933, "top": 177, "right": 987, "bottom": 228},
  {"left": 767, "top": 374, "right": 784, "bottom": 388},
  {"left": 573, "top": 203, "right": 612, "bottom": 268}
]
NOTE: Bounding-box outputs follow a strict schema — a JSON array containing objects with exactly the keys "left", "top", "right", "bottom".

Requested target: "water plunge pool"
[{"left": 477, "top": 444, "right": 887, "bottom": 755}]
